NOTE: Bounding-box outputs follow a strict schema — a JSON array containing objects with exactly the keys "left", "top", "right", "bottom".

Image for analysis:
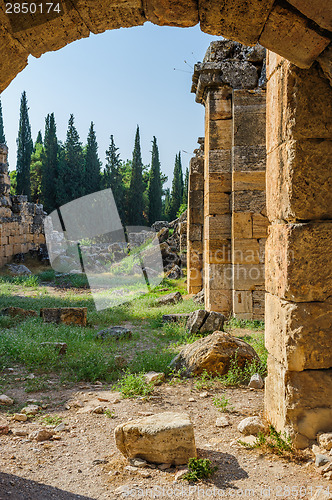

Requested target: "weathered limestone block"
[
  {"left": 205, "top": 173, "right": 232, "bottom": 194},
  {"left": 206, "top": 150, "right": 231, "bottom": 174},
  {"left": 233, "top": 290, "right": 253, "bottom": 314},
  {"left": 204, "top": 215, "right": 231, "bottom": 240},
  {"left": 71, "top": 0, "right": 145, "bottom": 33},
  {"left": 232, "top": 213, "right": 253, "bottom": 239},
  {"left": 317, "top": 43, "right": 332, "bottom": 87},
  {"left": 207, "top": 119, "right": 233, "bottom": 150},
  {"left": 233, "top": 171, "right": 266, "bottom": 191},
  {"left": 267, "top": 140, "right": 332, "bottom": 222},
  {"left": 142, "top": 0, "right": 198, "bottom": 27},
  {"left": 287, "top": 0, "right": 332, "bottom": 32},
  {"left": 40, "top": 307, "right": 87, "bottom": 326},
  {"left": 232, "top": 238, "right": 260, "bottom": 265},
  {"left": 265, "top": 222, "right": 332, "bottom": 302},
  {"left": 259, "top": 3, "right": 330, "bottom": 68},
  {"left": 0, "top": 3, "right": 90, "bottom": 58},
  {"left": 0, "top": 27, "right": 28, "bottom": 92},
  {"left": 265, "top": 294, "right": 332, "bottom": 371},
  {"left": 207, "top": 94, "right": 232, "bottom": 120},
  {"left": 265, "top": 356, "right": 332, "bottom": 446},
  {"left": 205, "top": 289, "right": 232, "bottom": 313},
  {"left": 252, "top": 214, "right": 269, "bottom": 239},
  {"left": 207, "top": 263, "right": 232, "bottom": 291},
  {"left": 233, "top": 145, "right": 266, "bottom": 172},
  {"left": 233, "top": 264, "right": 265, "bottom": 290},
  {"left": 232, "top": 191, "right": 266, "bottom": 213},
  {"left": 114, "top": 412, "right": 196, "bottom": 465},
  {"left": 233, "top": 90, "right": 266, "bottom": 147},
  {"left": 204, "top": 240, "right": 231, "bottom": 264},
  {"left": 170, "top": 331, "right": 260, "bottom": 376},
  {"left": 198, "top": 0, "right": 275, "bottom": 45},
  {"left": 253, "top": 290, "right": 265, "bottom": 319},
  {"left": 204, "top": 192, "right": 230, "bottom": 216},
  {"left": 266, "top": 60, "right": 332, "bottom": 154}
]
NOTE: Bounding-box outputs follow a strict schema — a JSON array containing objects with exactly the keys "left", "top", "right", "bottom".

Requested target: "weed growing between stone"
[
  {"left": 220, "top": 353, "right": 267, "bottom": 386},
  {"left": 239, "top": 425, "right": 308, "bottom": 463},
  {"left": 182, "top": 458, "right": 218, "bottom": 482}
]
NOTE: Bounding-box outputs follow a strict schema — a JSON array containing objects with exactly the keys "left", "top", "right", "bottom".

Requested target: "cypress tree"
[
  {"left": 163, "top": 187, "right": 171, "bottom": 221},
  {"left": 127, "top": 126, "right": 144, "bottom": 225},
  {"left": 84, "top": 122, "right": 101, "bottom": 195},
  {"left": 104, "top": 134, "right": 126, "bottom": 223},
  {"left": 35, "top": 130, "right": 43, "bottom": 145},
  {"left": 57, "top": 114, "right": 84, "bottom": 205},
  {"left": 16, "top": 91, "right": 33, "bottom": 199},
  {"left": 169, "top": 152, "right": 183, "bottom": 221},
  {"left": 0, "top": 97, "right": 6, "bottom": 144},
  {"left": 147, "top": 136, "right": 162, "bottom": 225},
  {"left": 182, "top": 166, "right": 189, "bottom": 205},
  {"left": 41, "top": 113, "right": 58, "bottom": 212},
  {"left": 30, "top": 139, "right": 44, "bottom": 203},
  {"left": 178, "top": 151, "right": 184, "bottom": 201}
]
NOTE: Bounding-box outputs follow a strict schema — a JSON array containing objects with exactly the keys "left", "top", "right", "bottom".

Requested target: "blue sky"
[{"left": 1, "top": 23, "right": 218, "bottom": 187}]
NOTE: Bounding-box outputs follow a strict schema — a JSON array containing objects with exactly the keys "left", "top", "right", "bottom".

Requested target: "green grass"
[
  {"left": 226, "top": 317, "right": 264, "bottom": 331},
  {"left": 212, "top": 395, "right": 234, "bottom": 412},
  {"left": 114, "top": 371, "right": 154, "bottom": 398},
  {"left": 219, "top": 353, "right": 267, "bottom": 387},
  {"left": 0, "top": 275, "right": 39, "bottom": 288}
]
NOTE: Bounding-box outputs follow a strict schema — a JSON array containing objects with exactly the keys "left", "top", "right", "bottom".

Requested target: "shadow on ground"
[{"left": 0, "top": 472, "right": 94, "bottom": 500}]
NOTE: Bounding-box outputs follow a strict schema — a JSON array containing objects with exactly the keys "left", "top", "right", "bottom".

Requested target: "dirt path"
[{"left": 0, "top": 377, "right": 330, "bottom": 500}]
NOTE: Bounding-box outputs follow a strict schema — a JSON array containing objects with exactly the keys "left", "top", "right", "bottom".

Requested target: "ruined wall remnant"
[
  {"left": 0, "top": 144, "right": 45, "bottom": 268},
  {"left": 264, "top": 52, "right": 332, "bottom": 448},
  {"left": 189, "top": 40, "right": 268, "bottom": 319}
]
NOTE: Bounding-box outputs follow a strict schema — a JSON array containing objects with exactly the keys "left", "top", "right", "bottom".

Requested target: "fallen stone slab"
[
  {"left": 40, "top": 342, "right": 67, "bottom": 355},
  {"left": 95, "top": 326, "right": 132, "bottom": 341},
  {"left": 114, "top": 412, "right": 197, "bottom": 465},
  {"left": 40, "top": 307, "right": 87, "bottom": 326},
  {"left": 165, "top": 264, "right": 182, "bottom": 280},
  {"left": 170, "top": 331, "right": 260, "bottom": 377},
  {"left": 7, "top": 264, "right": 32, "bottom": 275},
  {"left": 238, "top": 416, "right": 267, "bottom": 436},
  {"left": 156, "top": 291, "right": 183, "bottom": 306},
  {"left": 162, "top": 313, "right": 190, "bottom": 323},
  {"left": 186, "top": 309, "right": 208, "bottom": 334},
  {"left": 200, "top": 311, "right": 225, "bottom": 333},
  {"left": 193, "top": 289, "right": 204, "bottom": 304},
  {"left": 0, "top": 307, "right": 38, "bottom": 318}
]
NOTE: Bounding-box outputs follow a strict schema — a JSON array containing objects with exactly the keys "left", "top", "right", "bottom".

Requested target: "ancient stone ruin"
[
  {"left": 0, "top": 144, "right": 45, "bottom": 268},
  {"left": 188, "top": 41, "right": 267, "bottom": 321}
]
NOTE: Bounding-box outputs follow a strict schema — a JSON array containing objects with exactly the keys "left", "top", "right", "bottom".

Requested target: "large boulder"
[
  {"left": 200, "top": 311, "right": 225, "bottom": 333},
  {"left": 114, "top": 412, "right": 196, "bottom": 465},
  {"left": 170, "top": 331, "right": 260, "bottom": 377},
  {"left": 186, "top": 310, "right": 208, "bottom": 334}
]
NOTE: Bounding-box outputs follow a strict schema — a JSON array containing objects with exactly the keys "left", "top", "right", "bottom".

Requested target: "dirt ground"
[{"left": 0, "top": 369, "right": 330, "bottom": 500}]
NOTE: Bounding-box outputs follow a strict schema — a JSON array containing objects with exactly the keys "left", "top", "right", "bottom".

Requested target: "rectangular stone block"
[
  {"left": 204, "top": 239, "right": 231, "bottom": 264},
  {"left": 188, "top": 172, "right": 204, "bottom": 191},
  {"left": 265, "top": 356, "right": 332, "bottom": 444},
  {"left": 265, "top": 222, "right": 332, "bottom": 302},
  {"left": 266, "top": 293, "right": 332, "bottom": 371},
  {"left": 233, "top": 290, "right": 253, "bottom": 314},
  {"left": 188, "top": 190, "right": 203, "bottom": 209},
  {"left": 266, "top": 60, "right": 332, "bottom": 154},
  {"left": 233, "top": 171, "right": 265, "bottom": 192},
  {"left": 205, "top": 173, "right": 232, "bottom": 194},
  {"left": 205, "top": 288, "right": 232, "bottom": 314},
  {"left": 198, "top": 0, "right": 275, "bottom": 45},
  {"left": 207, "top": 264, "right": 232, "bottom": 290},
  {"left": 206, "top": 150, "right": 231, "bottom": 174},
  {"left": 188, "top": 207, "right": 203, "bottom": 226},
  {"left": 232, "top": 212, "right": 253, "bottom": 239},
  {"left": 233, "top": 91, "right": 266, "bottom": 147},
  {"left": 233, "top": 264, "right": 265, "bottom": 290},
  {"left": 233, "top": 145, "right": 266, "bottom": 172},
  {"left": 259, "top": 2, "right": 330, "bottom": 68},
  {"left": 232, "top": 238, "right": 260, "bottom": 265},
  {"left": 204, "top": 192, "right": 230, "bottom": 216},
  {"left": 287, "top": 0, "right": 332, "bottom": 32},
  {"left": 142, "top": 0, "right": 198, "bottom": 27},
  {"left": 188, "top": 224, "right": 202, "bottom": 242},
  {"left": 233, "top": 191, "right": 266, "bottom": 213},
  {"left": 190, "top": 156, "right": 204, "bottom": 176},
  {"left": 267, "top": 139, "right": 332, "bottom": 222},
  {"left": 253, "top": 290, "right": 265, "bottom": 314},
  {"left": 208, "top": 94, "right": 232, "bottom": 120},
  {"left": 207, "top": 119, "right": 232, "bottom": 150},
  {"left": 204, "top": 215, "right": 231, "bottom": 240},
  {"left": 252, "top": 214, "right": 269, "bottom": 239}
]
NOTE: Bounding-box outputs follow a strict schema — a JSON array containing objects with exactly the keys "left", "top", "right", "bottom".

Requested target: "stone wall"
[
  {"left": 0, "top": 144, "right": 45, "bottom": 268},
  {"left": 264, "top": 53, "right": 332, "bottom": 448},
  {"left": 189, "top": 40, "right": 268, "bottom": 319}
]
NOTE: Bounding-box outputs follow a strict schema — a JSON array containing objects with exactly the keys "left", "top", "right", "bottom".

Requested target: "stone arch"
[{"left": 0, "top": 0, "right": 331, "bottom": 91}]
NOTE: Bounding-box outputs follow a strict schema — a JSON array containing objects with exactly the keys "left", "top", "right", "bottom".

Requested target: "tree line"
[{"left": 0, "top": 92, "right": 189, "bottom": 225}]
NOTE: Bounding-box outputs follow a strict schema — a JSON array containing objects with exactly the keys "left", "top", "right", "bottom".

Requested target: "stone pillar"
[
  {"left": 232, "top": 89, "right": 268, "bottom": 320},
  {"left": 264, "top": 52, "right": 332, "bottom": 447},
  {"left": 203, "top": 87, "right": 232, "bottom": 313},
  {"left": 187, "top": 138, "right": 204, "bottom": 294}
]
